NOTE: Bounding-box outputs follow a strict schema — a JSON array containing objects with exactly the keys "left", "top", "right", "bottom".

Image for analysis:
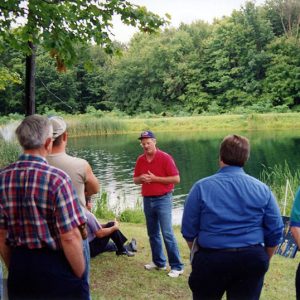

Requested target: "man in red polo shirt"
[{"left": 133, "top": 130, "right": 184, "bottom": 278}]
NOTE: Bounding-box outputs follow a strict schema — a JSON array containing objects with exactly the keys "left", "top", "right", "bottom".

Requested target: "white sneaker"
[
  {"left": 168, "top": 269, "right": 184, "bottom": 278},
  {"left": 144, "top": 262, "right": 167, "bottom": 270}
]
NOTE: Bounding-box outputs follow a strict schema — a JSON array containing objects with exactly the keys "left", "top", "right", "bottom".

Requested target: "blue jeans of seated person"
[{"left": 143, "top": 193, "right": 183, "bottom": 271}]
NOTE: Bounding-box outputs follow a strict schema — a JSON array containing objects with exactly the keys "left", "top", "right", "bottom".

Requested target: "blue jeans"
[
  {"left": 143, "top": 193, "right": 183, "bottom": 271},
  {"left": 83, "top": 239, "right": 90, "bottom": 280},
  {"left": 82, "top": 239, "right": 91, "bottom": 300}
]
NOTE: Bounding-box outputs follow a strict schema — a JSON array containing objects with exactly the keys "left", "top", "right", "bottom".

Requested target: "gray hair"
[{"left": 15, "top": 115, "right": 53, "bottom": 150}]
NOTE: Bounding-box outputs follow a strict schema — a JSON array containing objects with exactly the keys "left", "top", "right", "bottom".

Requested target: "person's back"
[
  {"left": 47, "top": 116, "right": 100, "bottom": 290},
  {"left": 191, "top": 168, "right": 278, "bottom": 249},
  {"left": 0, "top": 115, "right": 89, "bottom": 300},
  {"left": 182, "top": 134, "right": 283, "bottom": 300},
  {"left": 1, "top": 155, "right": 84, "bottom": 249},
  {"left": 47, "top": 116, "right": 99, "bottom": 208},
  {"left": 47, "top": 152, "right": 88, "bottom": 207}
]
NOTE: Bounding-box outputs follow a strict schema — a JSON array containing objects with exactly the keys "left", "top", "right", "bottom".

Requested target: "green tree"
[
  {"left": 265, "top": 0, "right": 300, "bottom": 38},
  {"left": 106, "top": 22, "right": 211, "bottom": 115},
  {"left": 0, "top": 39, "right": 24, "bottom": 115},
  {"left": 0, "top": 67, "right": 21, "bottom": 91},
  {"left": 176, "top": 21, "right": 213, "bottom": 113},
  {"left": 75, "top": 44, "right": 113, "bottom": 112},
  {"left": 200, "top": 2, "right": 274, "bottom": 112},
  {"left": 35, "top": 49, "right": 79, "bottom": 114},
  {"left": 0, "top": 0, "right": 168, "bottom": 115},
  {"left": 0, "top": 37, "right": 22, "bottom": 93},
  {"left": 262, "top": 36, "right": 300, "bottom": 109}
]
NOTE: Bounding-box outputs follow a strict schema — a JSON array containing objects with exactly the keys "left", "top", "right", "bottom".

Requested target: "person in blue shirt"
[
  {"left": 181, "top": 134, "right": 283, "bottom": 300},
  {"left": 290, "top": 189, "right": 300, "bottom": 299}
]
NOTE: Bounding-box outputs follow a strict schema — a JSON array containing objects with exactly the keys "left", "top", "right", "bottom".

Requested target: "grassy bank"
[
  {"left": 60, "top": 112, "right": 300, "bottom": 137},
  {"left": 90, "top": 222, "right": 297, "bottom": 300},
  {"left": 0, "top": 141, "right": 20, "bottom": 168},
  {"left": 1, "top": 112, "right": 300, "bottom": 138},
  {"left": 125, "top": 113, "right": 300, "bottom": 134},
  {"left": 261, "top": 163, "right": 300, "bottom": 217}
]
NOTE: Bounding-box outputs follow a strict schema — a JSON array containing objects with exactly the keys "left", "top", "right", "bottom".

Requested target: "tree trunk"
[{"left": 25, "top": 41, "right": 36, "bottom": 116}]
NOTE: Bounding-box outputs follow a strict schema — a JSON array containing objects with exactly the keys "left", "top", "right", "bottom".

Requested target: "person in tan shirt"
[{"left": 47, "top": 116, "right": 100, "bottom": 287}]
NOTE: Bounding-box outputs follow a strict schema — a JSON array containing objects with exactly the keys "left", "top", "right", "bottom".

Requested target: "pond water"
[{"left": 68, "top": 130, "right": 300, "bottom": 224}]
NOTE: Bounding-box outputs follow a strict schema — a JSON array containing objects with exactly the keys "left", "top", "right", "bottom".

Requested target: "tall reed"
[
  {"left": 92, "top": 191, "right": 145, "bottom": 223},
  {"left": 0, "top": 141, "right": 20, "bottom": 168},
  {"left": 260, "top": 161, "right": 300, "bottom": 216},
  {"left": 92, "top": 192, "right": 115, "bottom": 220},
  {"left": 66, "top": 116, "right": 127, "bottom": 137}
]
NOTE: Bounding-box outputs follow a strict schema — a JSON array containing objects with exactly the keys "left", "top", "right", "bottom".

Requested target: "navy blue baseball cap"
[{"left": 138, "top": 130, "right": 156, "bottom": 140}]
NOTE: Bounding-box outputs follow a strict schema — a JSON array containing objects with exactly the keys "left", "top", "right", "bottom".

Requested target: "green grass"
[
  {"left": 119, "top": 208, "right": 145, "bottom": 224},
  {"left": 124, "top": 113, "right": 300, "bottom": 134},
  {"left": 0, "top": 140, "right": 20, "bottom": 168},
  {"left": 0, "top": 220, "right": 296, "bottom": 299},
  {"left": 89, "top": 223, "right": 191, "bottom": 300},
  {"left": 93, "top": 193, "right": 116, "bottom": 220},
  {"left": 64, "top": 115, "right": 127, "bottom": 137},
  {"left": 2, "top": 113, "right": 300, "bottom": 140},
  {"left": 260, "top": 162, "right": 300, "bottom": 217},
  {"left": 57, "top": 112, "right": 300, "bottom": 138},
  {"left": 89, "top": 222, "right": 297, "bottom": 300},
  {"left": 93, "top": 192, "right": 145, "bottom": 224}
]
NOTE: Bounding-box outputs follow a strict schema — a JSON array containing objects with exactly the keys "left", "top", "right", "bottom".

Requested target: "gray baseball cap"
[{"left": 49, "top": 116, "right": 67, "bottom": 139}]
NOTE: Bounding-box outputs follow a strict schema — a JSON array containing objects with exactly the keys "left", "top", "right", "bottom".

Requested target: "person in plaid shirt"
[{"left": 0, "top": 115, "right": 89, "bottom": 300}]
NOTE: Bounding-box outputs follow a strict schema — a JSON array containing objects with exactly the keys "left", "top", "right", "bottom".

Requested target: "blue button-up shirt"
[{"left": 181, "top": 166, "right": 283, "bottom": 248}]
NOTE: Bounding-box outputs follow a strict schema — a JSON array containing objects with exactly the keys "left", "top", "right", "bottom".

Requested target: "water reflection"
[{"left": 68, "top": 130, "right": 300, "bottom": 224}]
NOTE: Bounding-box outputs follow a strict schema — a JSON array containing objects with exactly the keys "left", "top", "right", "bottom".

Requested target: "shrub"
[
  {"left": 260, "top": 161, "right": 300, "bottom": 216},
  {"left": 93, "top": 192, "right": 115, "bottom": 220},
  {"left": 120, "top": 209, "right": 145, "bottom": 224}
]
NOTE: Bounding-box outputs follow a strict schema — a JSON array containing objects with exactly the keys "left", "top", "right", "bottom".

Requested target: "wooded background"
[{"left": 1, "top": 0, "right": 300, "bottom": 116}]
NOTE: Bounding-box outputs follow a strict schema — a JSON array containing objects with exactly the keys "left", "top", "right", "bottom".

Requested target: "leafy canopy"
[{"left": 0, "top": 0, "right": 169, "bottom": 67}]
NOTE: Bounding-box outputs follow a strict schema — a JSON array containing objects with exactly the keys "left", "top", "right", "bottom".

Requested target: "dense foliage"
[{"left": 1, "top": 0, "right": 300, "bottom": 116}]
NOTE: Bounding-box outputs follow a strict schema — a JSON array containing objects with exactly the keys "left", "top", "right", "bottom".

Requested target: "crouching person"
[{"left": 0, "top": 115, "right": 89, "bottom": 300}]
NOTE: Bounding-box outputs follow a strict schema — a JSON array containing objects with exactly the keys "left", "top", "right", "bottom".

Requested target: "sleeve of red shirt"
[
  {"left": 133, "top": 155, "right": 142, "bottom": 177},
  {"left": 164, "top": 153, "right": 179, "bottom": 176}
]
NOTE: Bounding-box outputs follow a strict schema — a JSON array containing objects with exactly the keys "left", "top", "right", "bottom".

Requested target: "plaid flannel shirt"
[{"left": 0, "top": 154, "right": 86, "bottom": 250}]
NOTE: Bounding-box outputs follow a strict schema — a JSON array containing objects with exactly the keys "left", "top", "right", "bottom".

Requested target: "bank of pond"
[{"left": 1, "top": 114, "right": 300, "bottom": 221}]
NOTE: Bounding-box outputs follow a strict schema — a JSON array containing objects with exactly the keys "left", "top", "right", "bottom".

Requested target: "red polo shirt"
[{"left": 134, "top": 149, "right": 179, "bottom": 197}]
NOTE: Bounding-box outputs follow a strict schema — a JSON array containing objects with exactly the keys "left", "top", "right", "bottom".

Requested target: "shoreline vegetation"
[
  {"left": 2, "top": 112, "right": 300, "bottom": 138},
  {"left": 50, "top": 112, "right": 300, "bottom": 137},
  {"left": 1, "top": 112, "right": 299, "bottom": 217},
  {"left": 0, "top": 112, "right": 299, "bottom": 298}
]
